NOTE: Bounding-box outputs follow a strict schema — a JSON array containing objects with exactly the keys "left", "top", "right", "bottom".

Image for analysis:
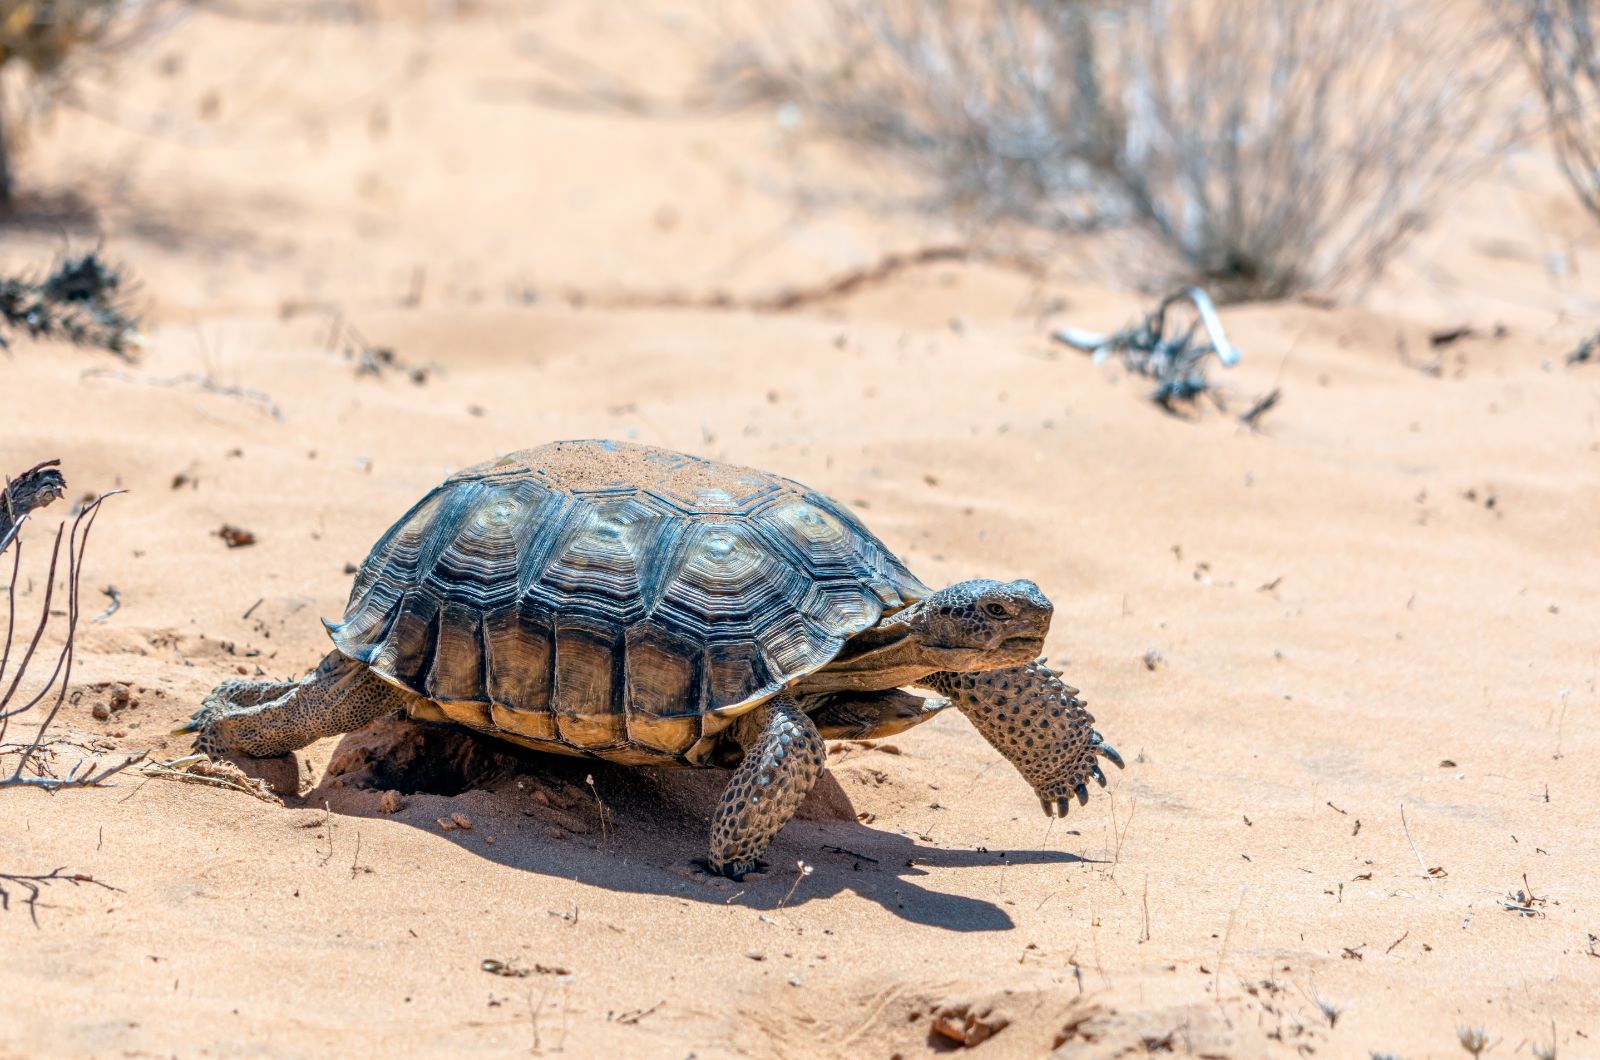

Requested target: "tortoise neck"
[{"left": 790, "top": 601, "right": 959, "bottom": 695}]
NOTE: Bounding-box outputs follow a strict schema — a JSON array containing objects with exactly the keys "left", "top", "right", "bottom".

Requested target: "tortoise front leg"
[
  {"left": 179, "top": 651, "right": 412, "bottom": 758},
  {"left": 707, "top": 691, "right": 825, "bottom": 879},
  {"left": 922, "top": 659, "right": 1124, "bottom": 818}
]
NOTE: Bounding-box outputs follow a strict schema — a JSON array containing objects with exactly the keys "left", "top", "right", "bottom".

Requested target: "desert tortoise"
[{"left": 187, "top": 440, "right": 1122, "bottom": 876}]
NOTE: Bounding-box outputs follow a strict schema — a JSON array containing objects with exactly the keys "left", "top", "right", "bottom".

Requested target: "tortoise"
[{"left": 187, "top": 439, "right": 1122, "bottom": 877}]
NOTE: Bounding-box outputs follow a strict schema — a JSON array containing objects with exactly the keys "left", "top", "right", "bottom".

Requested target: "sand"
[{"left": 2, "top": 4, "right": 1597, "bottom": 1058}]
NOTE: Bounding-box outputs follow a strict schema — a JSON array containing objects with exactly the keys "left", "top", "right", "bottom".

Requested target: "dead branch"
[
  {"left": 80, "top": 368, "right": 283, "bottom": 421},
  {"left": 130, "top": 756, "right": 279, "bottom": 803},
  {"left": 1054, "top": 286, "right": 1241, "bottom": 411},
  {"left": 1239, "top": 388, "right": 1283, "bottom": 430},
  {"left": 0, "top": 866, "right": 118, "bottom": 927},
  {"left": 559, "top": 243, "right": 1042, "bottom": 314}
]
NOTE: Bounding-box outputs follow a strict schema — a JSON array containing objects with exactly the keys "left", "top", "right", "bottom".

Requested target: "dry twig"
[
  {"left": 0, "top": 866, "right": 117, "bottom": 927},
  {"left": 1055, "top": 286, "right": 1240, "bottom": 411},
  {"left": 80, "top": 368, "right": 282, "bottom": 420},
  {"left": 1, "top": 463, "right": 142, "bottom": 789}
]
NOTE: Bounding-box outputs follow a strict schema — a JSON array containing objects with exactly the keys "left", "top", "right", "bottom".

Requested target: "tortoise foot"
[{"left": 700, "top": 857, "right": 770, "bottom": 882}]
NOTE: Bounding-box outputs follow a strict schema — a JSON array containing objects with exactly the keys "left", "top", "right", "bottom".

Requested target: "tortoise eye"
[{"left": 984, "top": 602, "right": 1009, "bottom": 618}]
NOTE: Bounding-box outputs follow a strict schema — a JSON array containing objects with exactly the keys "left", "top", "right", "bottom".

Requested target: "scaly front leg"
[
  {"left": 179, "top": 651, "right": 411, "bottom": 758},
  {"left": 707, "top": 692, "right": 825, "bottom": 879},
  {"left": 922, "top": 659, "right": 1123, "bottom": 818}
]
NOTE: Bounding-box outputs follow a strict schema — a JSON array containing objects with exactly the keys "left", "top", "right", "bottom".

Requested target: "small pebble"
[{"left": 378, "top": 791, "right": 405, "bottom": 814}]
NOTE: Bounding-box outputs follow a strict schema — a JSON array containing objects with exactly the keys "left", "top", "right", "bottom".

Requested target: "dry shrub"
[
  {"left": 0, "top": 0, "right": 185, "bottom": 209},
  {"left": 1494, "top": 0, "right": 1600, "bottom": 221},
  {"left": 722, "top": 0, "right": 1517, "bottom": 300},
  {"left": 0, "top": 252, "right": 140, "bottom": 356}
]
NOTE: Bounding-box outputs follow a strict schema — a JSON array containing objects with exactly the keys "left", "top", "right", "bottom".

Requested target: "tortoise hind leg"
[
  {"left": 181, "top": 651, "right": 412, "bottom": 757},
  {"left": 707, "top": 692, "right": 825, "bottom": 879}
]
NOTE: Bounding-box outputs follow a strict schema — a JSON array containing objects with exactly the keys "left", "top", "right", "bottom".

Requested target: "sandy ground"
[{"left": 2, "top": 4, "right": 1599, "bottom": 1058}]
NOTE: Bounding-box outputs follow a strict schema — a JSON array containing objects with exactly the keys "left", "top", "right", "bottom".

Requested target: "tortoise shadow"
[{"left": 276, "top": 716, "right": 1095, "bottom": 933}]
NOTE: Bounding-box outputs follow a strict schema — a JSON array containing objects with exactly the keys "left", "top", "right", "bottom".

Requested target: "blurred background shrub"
[{"left": 719, "top": 0, "right": 1521, "bottom": 301}]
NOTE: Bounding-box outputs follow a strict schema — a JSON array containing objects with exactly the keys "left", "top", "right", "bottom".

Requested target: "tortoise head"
[{"left": 902, "top": 578, "right": 1053, "bottom": 670}]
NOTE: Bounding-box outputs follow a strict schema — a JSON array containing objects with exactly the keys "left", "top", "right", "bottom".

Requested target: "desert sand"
[{"left": 2, "top": 4, "right": 1598, "bottom": 1058}]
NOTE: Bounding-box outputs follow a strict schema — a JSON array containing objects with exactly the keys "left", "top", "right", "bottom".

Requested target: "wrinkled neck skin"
[
  {"left": 791, "top": 599, "right": 976, "bottom": 695},
  {"left": 920, "top": 661, "right": 1099, "bottom": 813}
]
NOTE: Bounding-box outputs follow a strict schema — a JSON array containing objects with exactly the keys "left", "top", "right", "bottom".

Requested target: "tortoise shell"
[{"left": 325, "top": 440, "right": 928, "bottom": 765}]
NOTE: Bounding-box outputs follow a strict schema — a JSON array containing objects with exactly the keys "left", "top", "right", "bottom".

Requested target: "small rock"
[
  {"left": 216, "top": 524, "right": 257, "bottom": 548},
  {"left": 929, "top": 998, "right": 1011, "bottom": 1047},
  {"left": 378, "top": 790, "right": 405, "bottom": 814},
  {"left": 451, "top": 812, "right": 472, "bottom": 830},
  {"left": 92, "top": 702, "right": 111, "bottom": 720},
  {"left": 233, "top": 751, "right": 315, "bottom": 797},
  {"left": 437, "top": 817, "right": 457, "bottom": 831}
]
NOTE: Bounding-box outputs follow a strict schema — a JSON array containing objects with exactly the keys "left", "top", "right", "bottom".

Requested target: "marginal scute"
[
  {"left": 482, "top": 598, "right": 554, "bottom": 709},
  {"left": 552, "top": 620, "right": 625, "bottom": 748},
  {"left": 426, "top": 603, "right": 486, "bottom": 701},
  {"left": 327, "top": 440, "right": 928, "bottom": 762}
]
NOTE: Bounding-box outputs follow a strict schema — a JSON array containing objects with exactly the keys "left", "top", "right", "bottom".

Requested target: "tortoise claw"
[
  {"left": 1091, "top": 764, "right": 1108, "bottom": 788},
  {"left": 1092, "top": 732, "right": 1125, "bottom": 769},
  {"left": 1075, "top": 783, "right": 1090, "bottom": 806},
  {"left": 701, "top": 857, "right": 769, "bottom": 882},
  {"left": 1042, "top": 795, "right": 1073, "bottom": 818}
]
